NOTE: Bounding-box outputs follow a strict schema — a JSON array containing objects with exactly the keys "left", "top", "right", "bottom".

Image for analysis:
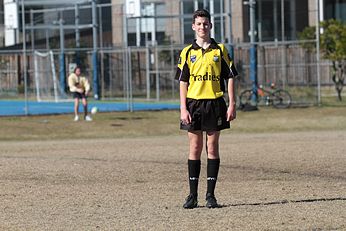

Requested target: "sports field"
[{"left": 0, "top": 107, "right": 346, "bottom": 230}]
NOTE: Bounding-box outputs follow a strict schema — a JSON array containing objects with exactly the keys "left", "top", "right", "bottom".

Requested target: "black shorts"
[
  {"left": 72, "top": 92, "right": 87, "bottom": 99},
  {"left": 180, "top": 97, "right": 230, "bottom": 132}
]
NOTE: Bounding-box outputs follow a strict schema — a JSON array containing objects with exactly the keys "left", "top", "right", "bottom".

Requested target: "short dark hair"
[
  {"left": 192, "top": 9, "right": 211, "bottom": 23},
  {"left": 74, "top": 66, "right": 81, "bottom": 73}
]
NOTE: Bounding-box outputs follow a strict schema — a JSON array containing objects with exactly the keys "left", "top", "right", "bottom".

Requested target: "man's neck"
[{"left": 196, "top": 37, "right": 211, "bottom": 49}]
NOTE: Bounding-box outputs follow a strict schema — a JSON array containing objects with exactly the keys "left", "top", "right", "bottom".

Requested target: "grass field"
[
  {"left": 1, "top": 106, "right": 346, "bottom": 230},
  {"left": 1, "top": 106, "right": 346, "bottom": 141}
]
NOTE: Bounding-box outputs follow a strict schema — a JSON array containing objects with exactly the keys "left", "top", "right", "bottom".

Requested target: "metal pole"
[
  {"left": 99, "top": 5, "right": 104, "bottom": 99},
  {"left": 273, "top": 0, "right": 278, "bottom": 43},
  {"left": 30, "top": 10, "right": 34, "bottom": 53},
  {"left": 146, "top": 46, "right": 150, "bottom": 99},
  {"left": 258, "top": 0, "right": 262, "bottom": 42},
  {"left": 228, "top": 0, "right": 234, "bottom": 59},
  {"left": 180, "top": 1, "right": 184, "bottom": 44},
  {"left": 59, "top": 17, "right": 66, "bottom": 96},
  {"left": 151, "top": 3, "right": 156, "bottom": 45},
  {"left": 75, "top": 4, "right": 80, "bottom": 65},
  {"left": 92, "top": 0, "right": 99, "bottom": 99},
  {"left": 22, "top": 0, "right": 28, "bottom": 115},
  {"left": 247, "top": 0, "right": 257, "bottom": 104},
  {"left": 123, "top": 4, "right": 128, "bottom": 99},
  {"left": 210, "top": 0, "right": 215, "bottom": 38},
  {"left": 128, "top": 47, "right": 133, "bottom": 111},
  {"left": 220, "top": 0, "right": 224, "bottom": 43},
  {"left": 227, "top": 0, "right": 232, "bottom": 44},
  {"left": 45, "top": 29, "right": 49, "bottom": 49},
  {"left": 136, "top": 18, "right": 141, "bottom": 46},
  {"left": 155, "top": 47, "right": 159, "bottom": 101},
  {"left": 281, "top": 0, "right": 287, "bottom": 88},
  {"left": 290, "top": 0, "right": 296, "bottom": 40},
  {"left": 281, "top": 0, "right": 284, "bottom": 41},
  {"left": 203, "top": 0, "right": 208, "bottom": 8},
  {"left": 316, "top": 0, "right": 321, "bottom": 105}
]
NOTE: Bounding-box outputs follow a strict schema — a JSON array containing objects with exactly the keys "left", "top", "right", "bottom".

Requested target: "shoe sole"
[
  {"left": 206, "top": 203, "right": 220, "bottom": 208},
  {"left": 183, "top": 202, "right": 198, "bottom": 209}
]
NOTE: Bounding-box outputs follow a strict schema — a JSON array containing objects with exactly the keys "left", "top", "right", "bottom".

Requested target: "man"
[
  {"left": 175, "top": 9, "right": 238, "bottom": 209},
  {"left": 68, "top": 66, "right": 92, "bottom": 121}
]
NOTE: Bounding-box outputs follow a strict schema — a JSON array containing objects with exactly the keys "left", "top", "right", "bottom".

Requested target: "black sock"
[
  {"left": 188, "top": 159, "right": 201, "bottom": 196},
  {"left": 207, "top": 158, "right": 220, "bottom": 196}
]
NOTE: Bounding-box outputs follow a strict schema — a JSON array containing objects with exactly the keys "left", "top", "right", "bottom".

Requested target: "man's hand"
[
  {"left": 226, "top": 104, "right": 236, "bottom": 121},
  {"left": 77, "top": 88, "right": 84, "bottom": 93},
  {"left": 180, "top": 108, "right": 191, "bottom": 125}
]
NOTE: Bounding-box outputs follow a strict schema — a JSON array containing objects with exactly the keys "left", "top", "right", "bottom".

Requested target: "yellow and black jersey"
[{"left": 175, "top": 39, "right": 238, "bottom": 100}]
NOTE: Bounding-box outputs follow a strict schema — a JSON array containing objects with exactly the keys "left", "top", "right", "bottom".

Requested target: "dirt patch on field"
[{"left": 0, "top": 131, "right": 345, "bottom": 230}]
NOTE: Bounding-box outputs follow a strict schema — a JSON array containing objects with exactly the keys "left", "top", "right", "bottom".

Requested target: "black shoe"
[
  {"left": 206, "top": 193, "right": 219, "bottom": 208},
  {"left": 183, "top": 194, "right": 198, "bottom": 209}
]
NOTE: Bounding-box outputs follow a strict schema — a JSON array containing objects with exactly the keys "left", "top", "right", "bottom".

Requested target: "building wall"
[
  {"left": 111, "top": 1, "right": 124, "bottom": 46},
  {"left": 308, "top": 0, "right": 319, "bottom": 26},
  {"left": 111, "top": 0, "right": 236, "bottom": 46},
  {"left": 232, "top": 0, "right": 245, "bottom": 43},
  {"left": 0, "top": 0, "right": 4, "bottom": 47}
]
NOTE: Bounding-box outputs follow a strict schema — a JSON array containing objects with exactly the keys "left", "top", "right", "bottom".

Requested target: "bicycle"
[{"left": 238, "top": 83, "right": 292, "bottom": 109}]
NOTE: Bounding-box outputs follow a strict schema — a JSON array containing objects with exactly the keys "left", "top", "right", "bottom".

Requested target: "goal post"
[{"left": 33, "top": 50, "right": 67, "bottom": 102}]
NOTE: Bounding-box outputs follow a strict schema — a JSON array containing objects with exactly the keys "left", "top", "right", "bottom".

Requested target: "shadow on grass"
[{"left": 222, "top": 197, "right": 346, "bottom": 207}]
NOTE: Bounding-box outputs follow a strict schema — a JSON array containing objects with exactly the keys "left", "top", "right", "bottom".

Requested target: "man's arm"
[
  {"left": 226, "top": 78, "right": 236, "bottom": 121},
  {"left": 180, "top": 81, "right": 191, "bottom": 124}
]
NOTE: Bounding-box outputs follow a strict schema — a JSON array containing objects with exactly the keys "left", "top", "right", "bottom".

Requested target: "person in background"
[{"left": 68, "top": 66, "right": 92, "bottom": 121}]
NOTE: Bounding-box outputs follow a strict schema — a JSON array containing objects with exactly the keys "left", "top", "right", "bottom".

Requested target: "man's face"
[
  {"left": 192, "top": 16, "right": 212, "bottom": 39},
  {"left": 75, "top": 68, "right": 81, "bottom": 76}
]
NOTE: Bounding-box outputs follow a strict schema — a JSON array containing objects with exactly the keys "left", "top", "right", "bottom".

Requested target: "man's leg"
[
  {"left": 73, "top": 98, "right": 80, "bottom": 121},
  {"left": 206, "top": 131, "right": 221, "bottom": 208},
  {"left": 183, "top": 131, "right": 203, "bottom": 209},
  {"left": 82, "top": 98, "right": 88, "bottom": 117},
  {"left": 74, "top": 98, "right": 79, "bottom": 116}
]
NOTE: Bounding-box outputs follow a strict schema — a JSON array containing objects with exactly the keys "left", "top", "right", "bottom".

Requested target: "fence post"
[
  {"left": 248, "top": 0, "right": 258, "bottom": 104},
  {"left": 92, "top": 0, "right": 99, "bottom": 100}
]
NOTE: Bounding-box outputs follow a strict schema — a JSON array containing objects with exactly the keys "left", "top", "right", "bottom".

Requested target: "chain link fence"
[
  {"left": 0, "top": 40, "right": 343, "bottom": 108},
  {"left": 0, "top": 0, "right": 343, "bottom": 108}
]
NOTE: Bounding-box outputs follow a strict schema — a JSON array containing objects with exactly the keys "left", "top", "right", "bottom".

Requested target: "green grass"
[{"left": 0, "top": 106, "right": 346, "bottom": 141}]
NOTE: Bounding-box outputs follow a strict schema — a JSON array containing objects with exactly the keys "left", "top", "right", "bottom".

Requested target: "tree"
[{"left": 299, "top": 19, "right": 346, "bottom": 101}]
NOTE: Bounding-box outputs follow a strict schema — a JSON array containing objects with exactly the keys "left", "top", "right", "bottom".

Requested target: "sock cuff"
[
  {"left": 188, "top": 159, "right": 201, "bottom": 165},
  {"left": 207, "top": 158, "right": 220, "bottom": 165}
]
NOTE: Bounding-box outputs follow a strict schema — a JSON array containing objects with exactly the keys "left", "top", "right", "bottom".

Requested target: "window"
[{"left": 325, "top": 0, "right": 346, "bottom": 22}]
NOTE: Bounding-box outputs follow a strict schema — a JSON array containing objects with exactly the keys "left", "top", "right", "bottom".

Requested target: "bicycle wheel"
[
  {"left": 239, "top": 90, "right": 253, "bottom": 106},
  {"left": 272, "top": 89, "right": 292, "bottom": 109}
]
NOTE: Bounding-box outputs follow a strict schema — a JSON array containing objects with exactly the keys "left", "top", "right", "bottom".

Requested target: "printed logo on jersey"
[
  {"left": 190, "top": 72, "right": 220, "bottom": 82},
  {"left": 213, "top": 55, "right": 219, "bottom": 62},
  {"left": 190, "top": 55, "right": 197, "bottom": 63}
]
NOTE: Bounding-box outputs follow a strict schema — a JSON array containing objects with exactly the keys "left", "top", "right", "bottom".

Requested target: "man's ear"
[{"left": 210, "top": 22, "right": 213, "bottom": 30}]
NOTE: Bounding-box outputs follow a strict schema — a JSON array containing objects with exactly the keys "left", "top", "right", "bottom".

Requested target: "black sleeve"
[
  {"left": 220, "top": 59, "right": 230, "bottom": 79},
  {"left": 174, "top": 63, "right": 190, "bottom": 82},
  {"left": 221, "top": 58, "right": 238, "bottom": 80}
]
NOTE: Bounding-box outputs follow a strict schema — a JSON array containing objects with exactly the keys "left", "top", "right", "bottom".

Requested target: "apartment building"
[
  {"left": 111, "top": 0, "right": 346, "bottom": 47},
  {"left": 1, "top": 0, "right": 345, "bottom": 48}
]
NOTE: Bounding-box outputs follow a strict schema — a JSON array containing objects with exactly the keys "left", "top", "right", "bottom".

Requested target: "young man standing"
[
  {"left": 68, "top": 66, "right": 93, "bottom": 121},
  {"left": 175, "top": 9, "right": 238, "bottom": 209}
]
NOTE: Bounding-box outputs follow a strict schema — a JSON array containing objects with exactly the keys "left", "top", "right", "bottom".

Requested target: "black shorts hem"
[
  {"left": 179, "top": 97, "right": 230, "bottom": 132},
  {"left": 72, "top": 92, "right": 87, "bottom": 99}
]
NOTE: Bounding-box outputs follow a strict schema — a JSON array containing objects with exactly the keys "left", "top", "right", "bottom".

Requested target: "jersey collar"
[{"left": 192, "top": 38, "right": 218, "bottom": 50}]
